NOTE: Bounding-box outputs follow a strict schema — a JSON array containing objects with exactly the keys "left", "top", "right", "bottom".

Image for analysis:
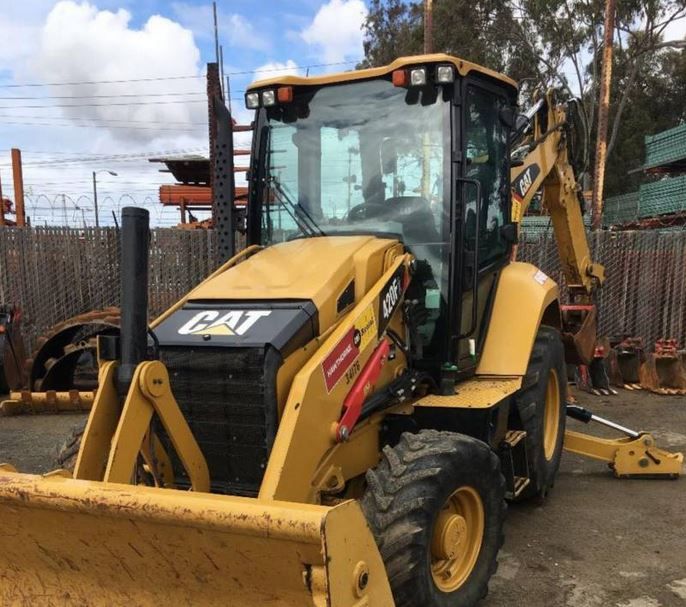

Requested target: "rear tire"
[
  {"left": 361, "top": 430, "right": 506, "bottom": 607},
  {"left": 512, "top": 326, "right": 567, "bottom": 501}
]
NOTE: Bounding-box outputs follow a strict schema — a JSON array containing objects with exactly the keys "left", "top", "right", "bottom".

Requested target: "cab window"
[{"left": 464, "top": 86, "right": 510, "bottom": 268}]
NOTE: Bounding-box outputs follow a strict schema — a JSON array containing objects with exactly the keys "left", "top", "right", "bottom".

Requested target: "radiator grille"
[{"left": 158, "top": 346, "right": 278, "bottom": 496}]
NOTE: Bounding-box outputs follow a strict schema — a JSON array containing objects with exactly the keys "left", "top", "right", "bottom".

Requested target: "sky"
[
  {"left": 0, "top": 0, "right": 368, "bottom": 226},
  {"left": 1, "top": 1, "right": 684, "bottom": 228}
]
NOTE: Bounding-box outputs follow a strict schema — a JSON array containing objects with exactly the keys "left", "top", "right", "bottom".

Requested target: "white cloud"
[
  {"left": 0, "top": 1, "right": 212, "bottom": 226},
  {"left": 0, "top": 1, "right": 55, "bottom": 73},
  {"left": 252, "top": 60, "right": 301, "bottom": 82},
  {"left": 171, "top": 2, "right": 269, "bottom": 52},
  {"left": 300, "top": 0, "right": 367, "bottom": 64},
  {"left": 30, "top": 1, "right": 206, "bottom": 143}
]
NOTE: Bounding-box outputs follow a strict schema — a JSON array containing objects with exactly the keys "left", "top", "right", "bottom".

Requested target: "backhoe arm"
[{"left": 511, "top": 91, "right": 604, "bottom": 298}]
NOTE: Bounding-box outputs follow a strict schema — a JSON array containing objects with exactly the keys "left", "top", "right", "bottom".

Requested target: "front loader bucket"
[{"left": 0, "top": 470, "right": 393, "bottom": 606}]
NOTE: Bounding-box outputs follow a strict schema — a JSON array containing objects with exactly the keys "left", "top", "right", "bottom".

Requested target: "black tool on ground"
[
  {"left": 566, "top": 404, "right": 639, "bottom": 438},
  {"left": 117, "top": 207, "right": 150, "bottom": 397}
]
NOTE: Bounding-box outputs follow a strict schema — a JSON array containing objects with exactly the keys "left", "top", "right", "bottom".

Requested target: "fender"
[{"left": 477, "top": 262, "right": 560, "bottom": 377}]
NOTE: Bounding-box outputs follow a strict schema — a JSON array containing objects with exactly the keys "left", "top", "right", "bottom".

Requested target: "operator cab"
[{"left": 245, "top": 55, "right": 518, "bottom": 375}]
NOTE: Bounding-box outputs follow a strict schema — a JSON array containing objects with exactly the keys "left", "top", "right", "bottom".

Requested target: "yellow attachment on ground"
[
  {"left": 415, "top": 377, "right": 522, "bottom": 409},
  {"left": 0, "top": 471, "right": 394, "bottom": 606},
  {"left": 0, "top": 389, "right": 94, "bottom": 416},
  {"left": 564, "top": 430, "right": 683, "bottom": 478}
]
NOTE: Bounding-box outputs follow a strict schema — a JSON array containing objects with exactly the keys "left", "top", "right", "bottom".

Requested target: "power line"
[
  {"left": 0, "top": 148, "right": 207, "bottom": 167},
  {"left": 0, "top": 148, "right": 202, "bottom": 155},
  {"left": 25, "top": 181, "right": 167, "bottom": 186},
  {"left": 0, "top": 60, "right": 359, "bottom": 89},
  {"left": 0, "top": 99, "right": 209, "bottom": 109},
  {"left": 0, "top": 114, "right": 208, "bottom": 126},
  {"left": 0, "top": 120, "right": 201, "bottom": 132},
  {"left": 0, "top": 92, "right": 205, "bottom": 100}
]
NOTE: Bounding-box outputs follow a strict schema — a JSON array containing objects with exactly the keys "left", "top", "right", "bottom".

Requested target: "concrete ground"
[{"left": 0, "top": 389, "right": 684, "bottom": 606}]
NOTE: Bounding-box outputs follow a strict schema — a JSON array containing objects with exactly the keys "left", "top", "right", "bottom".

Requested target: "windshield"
[
  {"left": 255, "top": 76, "right": 451, "bottom": 360},
  {"left": 258, "top": 78, "right": 450, "bottom": 249}
]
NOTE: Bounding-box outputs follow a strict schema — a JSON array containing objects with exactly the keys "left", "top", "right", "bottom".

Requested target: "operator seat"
[{"left": 385, "top": 196, "right": 440, "bottom": 245}]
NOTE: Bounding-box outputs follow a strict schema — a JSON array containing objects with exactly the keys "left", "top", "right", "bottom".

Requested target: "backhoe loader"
[{"left": 0, "top": 54, "right": 681, "bottom": 607}]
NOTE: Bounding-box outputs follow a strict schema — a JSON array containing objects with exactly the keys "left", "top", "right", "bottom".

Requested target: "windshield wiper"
[{"left": 267, "top": 175, "right": 326, "bottom": 237}]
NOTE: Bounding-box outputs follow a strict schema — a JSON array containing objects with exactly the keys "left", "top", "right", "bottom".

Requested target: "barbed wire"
[{"left": 1, "top": 192, "right": 207, "bottom": 228}]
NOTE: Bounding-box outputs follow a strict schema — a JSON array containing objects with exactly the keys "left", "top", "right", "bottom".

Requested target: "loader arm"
[{"left": 510, "top": 90, "right": 604, "bottom": 298}]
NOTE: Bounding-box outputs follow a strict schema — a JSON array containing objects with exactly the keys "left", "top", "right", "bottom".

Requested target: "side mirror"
[
  {"left": 500, "top": 223, "right": 518, "bottom": 244},
  {"left": 499, "top": 106, "right": 517, "bottom": 128}
]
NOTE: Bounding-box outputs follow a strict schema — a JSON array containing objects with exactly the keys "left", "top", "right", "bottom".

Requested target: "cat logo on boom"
[{"left": 177, "top": 310, "right": 271, "bottom": 336}]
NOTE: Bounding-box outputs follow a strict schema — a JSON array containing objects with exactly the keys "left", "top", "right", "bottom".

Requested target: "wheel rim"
[
  {"left": 543, "top": 368, "right": 561, "bottom": 461},
  {"left": 430, "top": 486, "right": 485, "bottom": 593}
]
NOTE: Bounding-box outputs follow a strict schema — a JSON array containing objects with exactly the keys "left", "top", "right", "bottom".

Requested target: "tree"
[
  {"left": 361, "top": 0, "right": 538, "bottom": 82},
  {"left": 604, "top": 46, "right": 686, "bottom": 194},
  {"left": 362, "top": 0, "right": 686, "bottom": 194}
]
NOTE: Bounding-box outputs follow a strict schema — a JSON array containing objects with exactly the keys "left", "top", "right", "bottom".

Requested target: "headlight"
[
  {"left": 262, "top": 90, "right": 276, "bottom": 107},
  {"left": 410, "top": 67, "right": 427, "bottom": 86},
  {"left": 436, "top": 65, "right": 455, "bottom": 84},
  {"left": 245, "top": 92, "right": 260, "bottom": 109}
]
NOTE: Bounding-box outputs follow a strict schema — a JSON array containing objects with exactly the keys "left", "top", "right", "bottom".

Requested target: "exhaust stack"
[{"left": 117, "top": 207, "right": 150, "bottom": 396}]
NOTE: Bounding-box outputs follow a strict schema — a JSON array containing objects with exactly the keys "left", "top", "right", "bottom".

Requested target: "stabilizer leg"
[{"left": 564, "top": 405, "right": 683, "bottom": 478}]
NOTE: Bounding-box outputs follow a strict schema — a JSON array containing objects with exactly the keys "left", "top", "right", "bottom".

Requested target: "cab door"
[{"left": 452, "top": 80, "right": 515, "bottom": 372}]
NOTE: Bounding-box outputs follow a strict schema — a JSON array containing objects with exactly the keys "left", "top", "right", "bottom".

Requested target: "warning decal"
[{"left": 321, "top": 304, "right": 377, "bottom": 393}]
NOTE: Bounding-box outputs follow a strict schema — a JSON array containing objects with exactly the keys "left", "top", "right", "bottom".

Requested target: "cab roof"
[{"left": 248, "top": 53, "right": 518, "bottom": 92}]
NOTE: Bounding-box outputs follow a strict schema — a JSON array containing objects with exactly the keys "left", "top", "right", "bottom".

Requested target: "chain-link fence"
[
  {"left": 1, "top": 227, "right": 685, "bottom": 357},
  {"left": 0, "top": 227, "right": 219, "bottom": 354},
  {"left": 519, "top": 230, "right": 686, "bottom": 347}
]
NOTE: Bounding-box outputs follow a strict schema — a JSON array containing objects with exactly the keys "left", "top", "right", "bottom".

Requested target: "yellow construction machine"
[{"left": 0, "top": 54, "right": 681, "bottom": 606}]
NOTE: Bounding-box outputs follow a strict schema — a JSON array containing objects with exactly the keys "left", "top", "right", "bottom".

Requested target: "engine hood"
[
  {"left": 188, "top": 235, "right": 399, "bottom": 331},
  {"left": 152, "top": 235, "right": 401, "bottom": 353}
]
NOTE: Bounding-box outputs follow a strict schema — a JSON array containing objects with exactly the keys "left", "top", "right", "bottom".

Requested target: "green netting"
[
  {"left": 644, "top": 123, "right": 686, "bottom": 169},
  {"left": 603, "top": 191, "right": 639, "bottom": 226},
  {"left": 638, "top": 175, "right": 686, "bottom": 218},
  {"left": 520, "top": 213, "right": 591, "bottom": 235}
]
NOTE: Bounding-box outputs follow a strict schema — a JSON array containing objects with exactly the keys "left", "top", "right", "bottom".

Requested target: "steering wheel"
[{"left": 347, "top": 203, "right": 387, "bottom": 222}]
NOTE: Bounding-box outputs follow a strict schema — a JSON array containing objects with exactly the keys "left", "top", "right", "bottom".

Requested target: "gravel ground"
[{"left": 0, "top": 389, "right": 684, "bottom": 606}]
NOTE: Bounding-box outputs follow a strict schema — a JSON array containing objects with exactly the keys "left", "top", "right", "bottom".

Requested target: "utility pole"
[
  {"left": 11, "top": 148, "right": 26, "bottom": 227},
  {"left": 424, "top": 0, "right": 434, "bottom": 54},
  {"left": 591, "top": 0, "right": 616, "bottom": 231},
  {"left": 92, "top": 171, "right": 99, "bottom": 228},
  {"left": 0, "top": 169, "right": 5, "bottom": 227},
  {"left": 92, "top": 169, "right": 117, "bottom": 228},
  {"left": 62, "top": 194, "right": 68, "bottom": 226},
  {"left": 421, "top": 0, "right": 434, "bottom": 200}
]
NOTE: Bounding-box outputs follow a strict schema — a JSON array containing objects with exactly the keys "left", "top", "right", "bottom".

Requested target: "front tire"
[{"left": 361, "top": 430, "right": 506, "bottom": 607}]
